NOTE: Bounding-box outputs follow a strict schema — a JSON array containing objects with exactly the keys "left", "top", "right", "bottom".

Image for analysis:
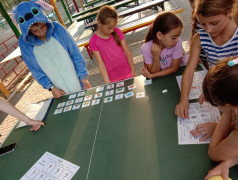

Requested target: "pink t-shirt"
[
  {"left": 141, "top": 38, "right": 184, "bottom": 70},
  {"left": 89, "top": 27, "right": 131, "bottom": 82}
]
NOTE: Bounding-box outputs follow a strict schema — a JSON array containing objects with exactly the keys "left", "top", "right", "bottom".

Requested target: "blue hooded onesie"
[{"left": 13, "top": 0, "right": 88, "bottom": 93}]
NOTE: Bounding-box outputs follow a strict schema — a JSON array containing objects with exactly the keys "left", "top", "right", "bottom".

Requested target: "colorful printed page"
[
  {"left": 176, "top": 70, "right": 207, "bottom": 100},
  {"left": 177, "top": 102, "right": 221, "bottom": 145},
  {"left": 20, "top": 152, "right": 79, "bottom": 180}
]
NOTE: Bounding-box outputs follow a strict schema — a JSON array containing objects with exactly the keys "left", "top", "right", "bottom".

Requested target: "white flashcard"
[
  {"left": 57, "top": 102, "right": 65, "bottom": 108},
  {"left": 177, "top": 102, "right": 221, "bottom": 145},
  {"left": 96, "top": 86, "right": 104, "bottom": 92},
  {"left": 128, "top": 84, "right": 136, "bottom": 90},
  {"left": 115, "top": 93, "right": 123, "bottom": 100},
  {"left": 116, "top": 87, "right": 125, "bottom": 94},
  {"left": 75, "top": 97, "right": 83, "bottom": 103},
  {"left": 84, "top": 95, "right": 93, "bottom": 101},
  {"left": 63, "top": 106, "right": 72, "bottom": 112},
  {"left": 54, "top": 108, "right": 63, "bottom": 115},
  {"left": 107, "top": 84, "right": 114, "bottom": 90},
  {"left": 92, "top": 99, "right": 100, "bottom": 105},
  {"left": 124, "top": 91, "right": 134, "bottom": 98},
  {"left": 116, "top": 81, "right": 124, "bottom": 87},
  {"left": 20, "top": 152, "right": 79, "bottom": 180},
  {"left": 77, "top": 91, "right": 85, "bottom": 97},
  {"left": 105, "top": 90, "right": 114, "bottom": 96},
  {"left": 136, "top": 92, "right": 145, "bottom": 98},
  {"left": 66, "top": 100, "right": 74, "bottom": 106},
  {"left": 94, "top": 92, "right": 103, "bottom": 99},
  {"left": 68, "top": 94, "right": 77, "bottom": 99},
  {"left": 72, "top": 104, "right": 81, "bottom": 110},
  {"left": 82, "top": 101, "right": 90, "bottom": 108},
  {"left": 104, "top": 96, "right": 113, "bottom": 103},
  {"left": 144, "top": 79, "right": 152, "bottom": 85}
]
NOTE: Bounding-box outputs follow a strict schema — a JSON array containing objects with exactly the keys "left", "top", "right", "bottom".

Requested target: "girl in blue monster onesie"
[{"left": 12, "top": 0, "right": 91, "bottom": 98}]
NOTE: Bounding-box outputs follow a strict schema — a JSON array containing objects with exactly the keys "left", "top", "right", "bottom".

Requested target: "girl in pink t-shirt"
[
  {"left": 89, "top": 5, "right": 136, "bottom": 83},
  {"left": 141, "top": 12, "right": 184, "bottom": 79}
]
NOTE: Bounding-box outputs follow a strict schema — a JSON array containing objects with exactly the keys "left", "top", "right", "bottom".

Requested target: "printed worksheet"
[
  {"left": 177, "top": 102, "right": 221, "bottom": 145},
  {"left": 20, "top": 152, "right": 79, "bottom": 180},
  {"left": 176, "top": 70, "right": 207, "bottom": 100}
]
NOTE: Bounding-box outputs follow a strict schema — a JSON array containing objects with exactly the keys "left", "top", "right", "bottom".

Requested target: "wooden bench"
[
  {"left": 72, "top": 0, "right": 139, "bottom": 23},
  {"left": 77, "top": 7, "right": 184, "bottom": 59},
  {"left": 72, "top": 0, "right": 120, "bottom": 18},
  {"left": 85, "top": 0, "right": 168, "bottom": 31}
]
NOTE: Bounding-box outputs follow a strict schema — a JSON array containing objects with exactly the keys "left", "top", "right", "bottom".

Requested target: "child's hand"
[
  {"left": 27, "top": 119, "right": 46, "bottom": 131},
  {"left": 199, "top": 93, "right": 207, "bottom": 105},
  {"left": 141, "top": 66, "right": 152, "bottom": 78},
  {"left": 204, "top": 161, "right": 230, "bottom": 180},
  {"left": 190, "top": 122, "right": 217, "bottom": 141},
  {"left": 51, "top": 88, "right": 66, "bottom": 98},
  {"left": 132, "top": 70, "right": 137, "bottom": 77},
  {"left": 151, "top": 43, "right": 161, "bottom": 58},
  {"left": 81, "top": 78, "right": 91, "bottom": 89},
  {"left": 175, "top": 100, "right": 189, "bottom": 119}
]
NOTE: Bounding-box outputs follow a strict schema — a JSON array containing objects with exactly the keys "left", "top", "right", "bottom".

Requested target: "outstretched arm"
[
  {"left": 175, "top": 33, "right": 201, "bottom": 119},
  {"left": 0, "top": 98, "right": 45, "bottom": 131}
]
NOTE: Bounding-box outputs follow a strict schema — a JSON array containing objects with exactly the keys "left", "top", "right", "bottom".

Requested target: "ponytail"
[{"left": 112, "top": 31, "right": 121, "bottom": 46}]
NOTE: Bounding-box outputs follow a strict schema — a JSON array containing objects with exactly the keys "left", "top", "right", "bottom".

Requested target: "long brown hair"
[
  {"left": 194, "top": 0, "right": 237, "bottom": 17},
  {"left": 145, "top": 12, "right": 183, "bottom": 44},
  {"left": 97, "top": 5, "right": 121, "bottom": 46},
  {"left": 203, "top": 57, "right": 238, "bottom": 106}
]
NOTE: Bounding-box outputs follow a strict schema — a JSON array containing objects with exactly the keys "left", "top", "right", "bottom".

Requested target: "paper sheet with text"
[
  {"left": 177, "top": 102, "right": 221, "bottom": 145},
  {"left": 176, "top": 70, "right": 207, "bottom": 100},
  {"left": 20, "top": 152, "right": 79, "bottom": 180}
]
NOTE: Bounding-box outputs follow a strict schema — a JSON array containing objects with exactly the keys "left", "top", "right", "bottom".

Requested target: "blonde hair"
[{"left": 97, "top": 5, "right": 121, "bottom": 46}]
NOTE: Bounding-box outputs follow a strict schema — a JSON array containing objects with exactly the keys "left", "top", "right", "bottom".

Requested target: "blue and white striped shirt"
[{"left": 199, "top": 28, "right": 238, "bottom": 67}]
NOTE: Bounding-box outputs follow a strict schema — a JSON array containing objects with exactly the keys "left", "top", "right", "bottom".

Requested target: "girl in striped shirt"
[{"left": 175, "top": 0, "right": 238, "bottom": 140}]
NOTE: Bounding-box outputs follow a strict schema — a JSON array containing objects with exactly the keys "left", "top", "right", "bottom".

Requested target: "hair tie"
[{"left": 228, "top": 58, "right": 238, "bottom": 66}]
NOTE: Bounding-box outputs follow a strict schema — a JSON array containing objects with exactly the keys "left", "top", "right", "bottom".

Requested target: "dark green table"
[{"left": 0, "top": 65, "right": 238, "bottom": 180}]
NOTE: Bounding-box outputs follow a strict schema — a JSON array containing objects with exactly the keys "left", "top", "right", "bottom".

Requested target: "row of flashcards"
[
  {"left": 54, "top": 91, "right": 146, "bottom": 115},
  {"left": 53, "top": 79, "right": 152, "bottom": 115}
]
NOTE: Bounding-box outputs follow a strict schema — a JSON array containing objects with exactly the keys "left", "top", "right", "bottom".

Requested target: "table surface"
[{"left": 0, "top": 65, "right": 238, "bottom": 180}]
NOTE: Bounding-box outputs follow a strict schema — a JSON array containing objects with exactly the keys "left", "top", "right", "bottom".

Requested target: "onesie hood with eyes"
[{"left": 12, "top": 0, "right": 54, "bottom": 45}]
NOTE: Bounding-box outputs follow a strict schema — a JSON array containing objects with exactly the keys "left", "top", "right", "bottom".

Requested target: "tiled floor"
[{"left": 0, "top": 0, "right": 192, "bottom": 144}]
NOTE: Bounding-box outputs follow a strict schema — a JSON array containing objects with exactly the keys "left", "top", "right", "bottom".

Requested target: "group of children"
[{"left": 1, "top": 0, "right": 237, "bottom": 179}]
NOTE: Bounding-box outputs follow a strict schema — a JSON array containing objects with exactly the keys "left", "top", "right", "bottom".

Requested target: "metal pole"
[
  {"left": 0, "top": 2, "right": 20, "bottom": 38},
  {"left": 48, "top": 0, "right": 65, "bottom": 26},
  {"left": 72, "top": 0, "right": 80, "bottom": 12},
  {"left": 78, "top": 0, "right": 85, "bottom": 11},
  {"left": 60, "top": 0, "right": 72, "bottom": 24},
  {"left": 64, "top": 0, "right": 72, "bottom": 14}
]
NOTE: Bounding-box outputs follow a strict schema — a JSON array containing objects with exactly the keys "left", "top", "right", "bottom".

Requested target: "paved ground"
[{"left": 0, "top": 0, "right": 192, "bottom": 144}]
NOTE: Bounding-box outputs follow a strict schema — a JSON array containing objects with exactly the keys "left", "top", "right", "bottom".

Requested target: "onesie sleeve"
[{"left": 56, "top": 23, "right": 88, "bottom": 81}]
